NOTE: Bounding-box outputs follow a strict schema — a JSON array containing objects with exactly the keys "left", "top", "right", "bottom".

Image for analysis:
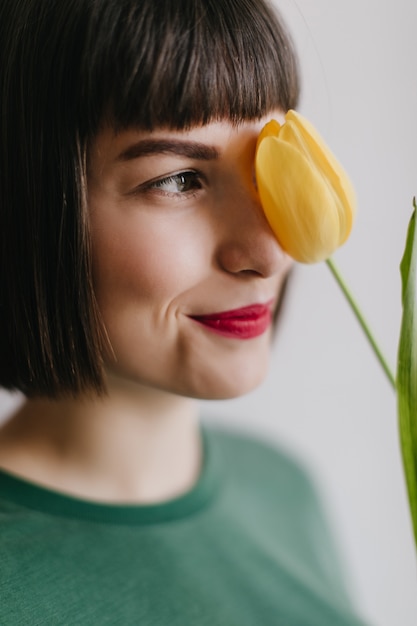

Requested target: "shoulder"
[
  {"left": 204, "top": 423, "right": 354, "bottom": 606},
  {"left": 203, "top": 422, "right": 313, "bottom": 493},
  {"left": 202, "top": 422, "right": 327, "bottom": 528}
]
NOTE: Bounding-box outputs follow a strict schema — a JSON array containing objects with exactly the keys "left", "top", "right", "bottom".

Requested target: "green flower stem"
[{"left": 326, "top": 257, "right": 396, "bottom": 390}]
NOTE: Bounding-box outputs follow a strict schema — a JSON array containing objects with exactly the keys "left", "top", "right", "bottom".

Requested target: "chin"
[
  {"left": 184, "top": 357, "right": 270, "bottom": 401},
  {"left": 105, "top": 335, "right": 272, "bottom": 401}
]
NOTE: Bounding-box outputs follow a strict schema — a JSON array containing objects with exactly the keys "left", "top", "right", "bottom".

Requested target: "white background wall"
[{"left": 0, "top": 1, "right": 416, "bottom": 624}]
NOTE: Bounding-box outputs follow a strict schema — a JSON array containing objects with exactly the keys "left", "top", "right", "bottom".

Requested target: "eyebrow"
[{"left": 117, "top": 139, "right": 220, "bottom": 162}]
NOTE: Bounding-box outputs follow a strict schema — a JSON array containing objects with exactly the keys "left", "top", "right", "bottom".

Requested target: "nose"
[{"left": 215, "top": 183, "right": 289, "bottom": 278}]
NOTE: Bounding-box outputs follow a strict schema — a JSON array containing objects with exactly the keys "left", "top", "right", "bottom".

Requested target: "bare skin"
[{"left": 0, "top": 378, "right": 200, "bottom": 503}]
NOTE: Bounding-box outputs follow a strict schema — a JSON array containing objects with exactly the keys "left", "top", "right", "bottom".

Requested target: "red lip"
[{"left": 189, "top": 303, "right": 272, "bottom": 339}]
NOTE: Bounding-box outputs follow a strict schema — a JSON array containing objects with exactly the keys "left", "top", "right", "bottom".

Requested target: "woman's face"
[{"left": 88, "top": 113, "right": 292, "bottom": 399}]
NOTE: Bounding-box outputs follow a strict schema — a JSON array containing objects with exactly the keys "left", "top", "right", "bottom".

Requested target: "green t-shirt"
[{"left": 0, "top": 425, "right": 368, "bottom": 625}]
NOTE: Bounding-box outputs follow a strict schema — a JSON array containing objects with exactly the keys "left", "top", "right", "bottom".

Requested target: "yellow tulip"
[{"left": 255, "top": 110, "right": 356, "bottom": 263}]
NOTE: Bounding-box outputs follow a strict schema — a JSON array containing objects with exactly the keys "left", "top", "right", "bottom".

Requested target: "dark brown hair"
[{"left": 0, "top": 0, "right": 299, "bottom": 396}]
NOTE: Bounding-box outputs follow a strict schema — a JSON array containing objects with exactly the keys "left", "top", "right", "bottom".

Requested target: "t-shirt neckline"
[{"left": 0, "top": 425, "right": 221, "bottom": 525}]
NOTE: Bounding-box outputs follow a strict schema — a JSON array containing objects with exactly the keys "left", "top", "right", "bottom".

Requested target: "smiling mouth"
[{"left": 189, "top": 303, "right": 272, "bottom": 339}]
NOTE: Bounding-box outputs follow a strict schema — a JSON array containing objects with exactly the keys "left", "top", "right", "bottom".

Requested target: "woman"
[{"left": 0, "top": 0, "right": 368, "bottom": 623}]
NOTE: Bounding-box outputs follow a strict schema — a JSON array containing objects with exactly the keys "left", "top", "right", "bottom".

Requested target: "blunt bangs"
[
  {"left": 0, "top": 0, "right": 299, "bottom": 397},
  {"left": 80, "top": 0, "right": 300, "bottom": 132}
]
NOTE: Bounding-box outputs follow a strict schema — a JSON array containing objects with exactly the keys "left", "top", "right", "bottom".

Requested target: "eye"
[{"left": 149, "top": 171, "right": 203, "bottom": 195}]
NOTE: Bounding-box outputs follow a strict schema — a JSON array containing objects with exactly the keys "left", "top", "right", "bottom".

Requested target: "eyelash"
[{"left": 141, "top": 170, "right": 204, "bottom": 197}]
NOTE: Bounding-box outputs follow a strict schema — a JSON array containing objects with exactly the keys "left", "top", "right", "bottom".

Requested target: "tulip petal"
[
  {"left": 255, "top": 110, "right": 356, "bottom": 263},
  {"left": 256, "top": 136, "right": 342, "bottom": 263},
  {"left": 283, "top": 111, "right": 356, "bottom": 243},
  {"left": 256, "top": 119, "right": 282, "bottom": 149}
]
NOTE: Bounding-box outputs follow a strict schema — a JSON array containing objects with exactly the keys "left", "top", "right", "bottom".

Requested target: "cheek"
[{"left": 91, "top": 210, "right": 214, "bottom": 305}]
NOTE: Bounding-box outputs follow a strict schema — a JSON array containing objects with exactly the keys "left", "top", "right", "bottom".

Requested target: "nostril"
[{"left": 239, "top": 268, "right": 263, "bottom": 277}]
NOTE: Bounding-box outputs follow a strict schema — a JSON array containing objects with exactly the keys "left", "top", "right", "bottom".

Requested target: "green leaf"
[
  {"left": 400, "top": 202, "right": 416, "bottom": 306},
  {"left": 397, "top": 199, "right": 417, "bottom": 550}
]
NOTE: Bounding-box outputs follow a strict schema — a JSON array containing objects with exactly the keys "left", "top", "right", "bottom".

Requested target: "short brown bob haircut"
[{"left": 0, "top": 0, "right": 299, "bottom": 397}]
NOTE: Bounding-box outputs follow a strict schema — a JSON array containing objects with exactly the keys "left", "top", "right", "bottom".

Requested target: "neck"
[{"left": 0, "top": 376, "right": 202, "bottom": 503}]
